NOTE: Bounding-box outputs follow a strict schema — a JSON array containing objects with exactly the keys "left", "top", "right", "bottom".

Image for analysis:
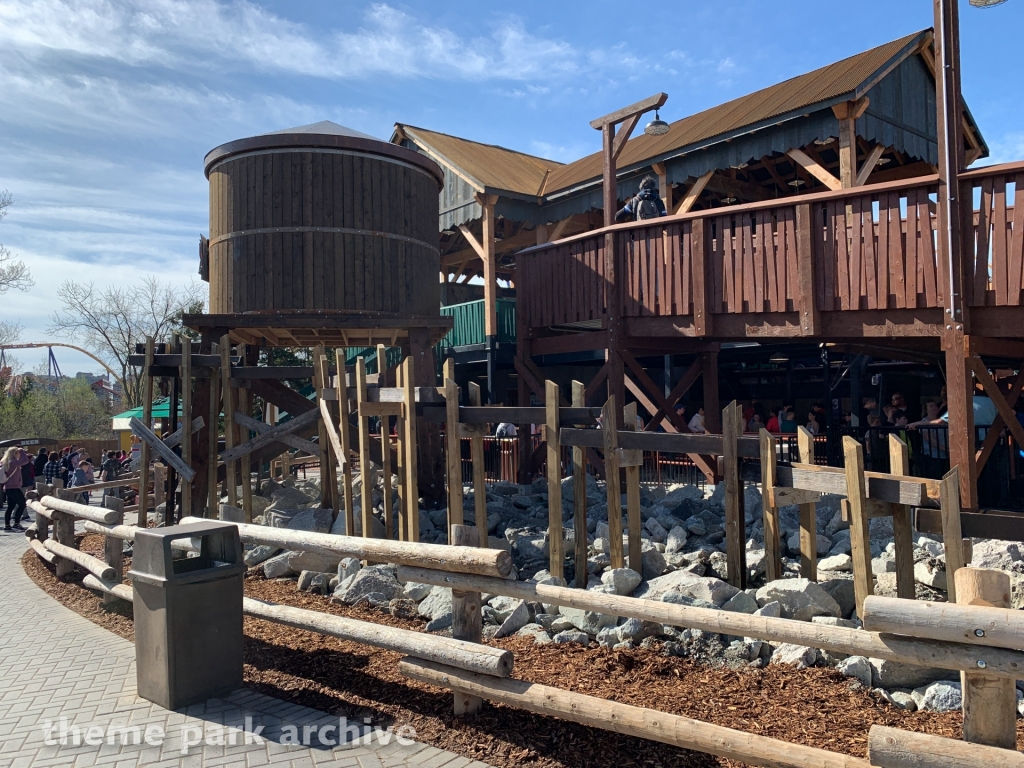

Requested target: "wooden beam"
[
  {"left": 855, "top": 144, "right": 887, "bottom": 187},
  {"left": 703, "top": 173, "right": 774, "bottom": 202},
  {"left": 651, "top": 162, "right": 669, "bottom": 213},
  {"left": 643, "top": 357, "right": 703, "bottom": 430},
  {"left": 603, "top": 396, "right": 624, "bottom": 570},
  {"left": 673, "top": 170, "right": 714, "bottom": 215},
  {"left": 760, "top": 429, "right": 783, "bottom": 582},
  {"left": 545, "top": 380, "right": 564, "bottom": 579},
  {"left": 590, "top": 92, "right": 668, "bottom": 129},
  {"left": 218, "top": 408, "right": 320, "bottom": 465},
  {"left": 622, "top": 350, "right": 687, "bottom": 432},
  {"left": 722, "top": 402, "right": 745, "bottom": 589},
  {"left": 975, "top": 363, "right": 1024, "bottom": 472},
  {"left": 939, "top": 467, "right": 966, "bottom": 604},
  {"left": 611, "top": 113, "right": 642, "bottom": 160},
  {"left": 571, "top": 381, "right": 588, "bottom": 588},
  {"left": 457, "top": 225, "right": 485, "bottom": 260},
  {"left": 842, "top": 437, "right": 873, "bottom": 617},
  {"left": 129, "top": 418, "right": 195, "bottom": 482},
  {"left": 971, "top": 358, "right": 1024, "bottom": 450},
  {"left": 787, "top": 148, "right": 843, "bottom": 191},
  {"left": 548, "top": 216, "right": 572, "bottom": 242},
  {"left": 233, "top": 412, "right": 321, "bottom": 456},
  {"left": 887, "top": 435, "right": 916, "bottom": 600}
]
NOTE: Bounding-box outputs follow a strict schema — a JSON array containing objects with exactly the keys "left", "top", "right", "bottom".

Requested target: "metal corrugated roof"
[
  {"left": 542, "top": 31, "right": 928, "bottom": 196},
  {"left": 396, "top": 124, "right": 563, "bottom": 197}
]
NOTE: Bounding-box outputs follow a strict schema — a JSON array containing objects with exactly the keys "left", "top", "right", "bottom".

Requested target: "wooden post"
[
  {"left": 356, "top": 357, "right": 375, "bottom": 540},
  {"left": 722, "top": 402, "right": 745, "bottom": 589},
  {"left": 450, "top": 524, "right": 483, "bottom": 716},
  {"left": 101, "top": 494, "right": 124, "bottom": 609},
  {"left": 622, "top": 401, "right": 642, "bottom": 575},
  {"left": 179, "top": 336, "right": 192, "bottom": 519},
  {"left": 603, "top": 396, "right": 624, "bottom": 569},
  {"left": 546, "top": 380, "right": 564, "bottom": 579},
  {"left": 153, "top": 464, "right": 166, "bottom": 523},
  {"left": 939, "top": 466, "right": 966, "bottom": 604},
  {"left": 957, "top": 568, "right": 1016, "bottom": 749},
  {"left": 239, "top": 386, "right": 254, "bottom": 523},
  {"left": 313, "top": 345, "right": 336, "bottom": 512},
  {"left": 207, "top": 367, "right": 220, "bottom": 517},
  {"left": 887, "top": 434, "right": 916, "bottom": 599},
  {"left": 376, "top": 344, "right": 392, "bottom": 537},
  {"left": 402, "top": 355, "right": 419, "bottom": 542},
  {"left": 138, "top": 336, "right": 155, "bottom": 526},
  {"left": 842, "top": 436, "right": 873, "bottom": 617},
  {"left": 34, "top": 482, "right": 50, "bottom": 542},
  {"left": 701, "top": 352, "right": 721, "bottom": 434},
  {"left": 468, "top": 382, "right": 487, "bottom": 547},
  {"left": 445, "top": 374, "right": 463, "bottom": 541},
  {"left": 572, "top": 381, "right": 588, "bottom": 588},
  {"left": 760, "top": 429, "right": 782, "bottom": 582},
  {"left": 796, "top": 426, "right": 818, "bottom": 581},
  {"left": 53, "top": 489, "right": 76, "bottom": 578},
  {"left": 219, "top": 334, "right": 237, "bottom": 509},
  {"left": 334, "top": 348, "right": 355, "bottom": 536}
]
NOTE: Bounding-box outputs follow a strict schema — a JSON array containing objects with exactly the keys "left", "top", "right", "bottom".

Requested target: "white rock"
[
  {"left": 402, "top": 581, "right": 432, "bottom": 602},
  {"left": 837, "top": 655, "right": 872, "bottom": 688},
  {"left": 912, "top": 681, "right": 962, "bottom": 712},
  {"left": 601, "top": 568, "right": 643, "bottom": 596},
  {"left": 552, "top": 630, "right": 590, "bottom": 645},
  {"left": 818, "top": 554, "right": 853, "bottom": 572},
  {"left": 637, "top": 570, "right": 739, "bottom": 607},
  {"left": 755, "top": 578, "right": 841, "bottom": 621},
  {"left": 333, "top": 565, "right": 403, "bottom": 605},
  {"left": 494, "top": 600, "right": 530, "bottom": 638},
  {"left": 721, "top": 591, "right": 759, "bottom": 614},
  {"left": 771, "top": 643, "right": 818, "bottom": 669},
  {"left": 970, "top": 539, "right": 1022, "bottom": 569},
  {"left": 336, "top": 557, "right": 361, "bottom": 582},
  {"left": 753, "top": 601, "right": 782, "bottom": 618},
  {"left": 914, "top": 559, "right": 947, "bottom": 591},
  {"left": 869, "top": 659, "right": 949, "bottom": 689},
  {"left": 644, "top": 517, "right": 669, "bottom": 543},
  {"left": 559, "top": 605, "right": 617, "bottom": 635},
  {"left": 665, "top": 526, "right": 689, "bottom": 554},
  {"left": 417, "top": 585, "right": 453, "bottom": 620}
]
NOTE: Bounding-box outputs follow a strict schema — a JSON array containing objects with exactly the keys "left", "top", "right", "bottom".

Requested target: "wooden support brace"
[
  {"left": 796, "top": 426, "right": 818, "bottom": 581},
  {"left": 546, "top": 380, "right": 564, "bottom": 579},
  {"left": 722, "top": 402, "right": 745, "bottom": 589},
  {"left": 842, "top": 437, "right": 873, "bottom": 617},
  {"left": 402, "top": 355, "right": 419, "bottom": 543},
  {"left": 466, "top": 382, "right": 487, "bottom": 548},
  {"left": 571, "top": 381, "right": 588, "bottom": 589},
  {"left": 939, "top": 467, "right": 966, "bottom": 604},
  {"left": 356, "top": 357, "right": 376, "bottom": 541},
  {"left": 760, "top": 429, "right": 782, "bottom": 583},
  {"left": 220, "top": 335, "right": 237, "bottom": 509},
  {"left": 623, "top": 402, "right": 642, "bottom": 575},
  {"left": 218, "top": 408, "right": 321, "bottom": 465},
  {"left": 887, "top": 435, "right": 916, "bottom": 600},
  {"left": 603, "top": 396, "right": 624, "bottom": 570},
  {"left": 450, "top": 524, "right": 483, "bottom": 715},
  {"left": 138, "top": 336, "right": 155, "bottom": 525},
  {"left": 445, "top": 376, "right": 463, "bottom": 541},
  {"left": 129, "top": 418, "right": 195, "bottom": 482}
]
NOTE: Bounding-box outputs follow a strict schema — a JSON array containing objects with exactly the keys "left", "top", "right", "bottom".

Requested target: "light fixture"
[
  {"left": 644, "top": 110, "right": 670, "bottom": 136},
  {"left": 969, "top": 0, "right": 1007, "bottom": 6},
  {"left": 788, "top": 179, "right": 805, "bottom": 187},
  {"left": 729, "top": 162, "right": 748, "bottom": 170},
  {"left": 721, "top": 197, "right": 737, "bottom": 204},
  {"left": 814, "top": 136, "right": 836, "bottom": 146},
  {"left": 769, "top": 353, "right": 790, "bottom": 363},
  {"left": 877, "top": 157, "right": 891, "bottom": 166}
]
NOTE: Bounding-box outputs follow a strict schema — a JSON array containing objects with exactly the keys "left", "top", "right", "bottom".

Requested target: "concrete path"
[{"left": 0, "top": 522, "right": 492, "bottom": 768}]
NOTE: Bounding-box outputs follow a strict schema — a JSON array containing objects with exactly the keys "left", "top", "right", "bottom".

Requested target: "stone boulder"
[
  {"left": 263, "top": 549, "right": 340, "bottom": 578},
  {"left": 559, "top": 605, "right": 617, "bottom": 635},
  {"left": 869, "top": 659, "right": 949, "bottom": 689},
  {"left": 244, "top": 544, "right": 281, "bottom": 567},
  {"left": 770, "top": 644, "right": 818, "bottom": 669},
  {"left": 494, "top": 601, "right": 530, "bottom": 639},
  {"left": 417, "top": 585, "right": 454, "bottom": 621},
  {"left": 912, "top": 681, "right": 962, "bottom": 712},
  {"left": 601, "top": 568, "right": 642, "bottom": 596},
  {"left": 552, "top": 630, "right": 590, "bottom": 645},
  {"left": 284, "top": 508, "right": 333, "bottom": 533},
  {"left": 837, "top": 656, "right": 872, "bottom": 688},
  {"left": 636, "top": 570, "right": 740, "bottom": 607},
  {"left": 755, "top": 579, "right": 841, "bottom": 621},
  {"left": 665, "top": 526, "right": 689, "bottom": 554},
  {"left": 333, "top": 565, "right": 404, "bottom": 605}
]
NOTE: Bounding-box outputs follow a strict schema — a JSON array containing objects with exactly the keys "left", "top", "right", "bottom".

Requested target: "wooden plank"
[
  {"left": 794, "top": 204, "right": 819, "bottom": 334},
  {"left": 973, "top": 358, "right": 1024, "bottom": 450},
  {"left": 760, "top": 429, "right": 782, "bottom": 582},
  {"left": 180, "top": 336, "right": 192, "bottom": 517},
  {"left": 571, "top": 381, "right": 588, "bottom": 589},
  {"left": 220, "top": 335, "right": 236, "bottom": 508},
  {"left": 674, "top": 170, "right": 713, "bottom": 215},
  {"left": 906, "top": 188, "right": 920, "bottom": 307},
  {"left": 559, "top": 428, "right": 759, "bottom": 458},
  {"left": 887, "top": 434, "right": 916, "bottom": 600},
  {"left": 129, "top": 418, "right": 195, "bottom": 482},
  {"left": 356, "top": 357, "right": 376, "bottom": 540},
  {"left": 821, "top": 202, "right": 836, "bottom": 310},
  {"left": 975, "top": 177, "right": 993, "bottom": 304},
  {"left": 445, "top": 376, "right": 463, "bottom": 541},
  {"left": 956, "top": 568, "right": 1017, "bottom": 750},
  {"left": 776, "top": 463, "right": 938, "bottom": 507},
  {"left": 138, "top": 336, "right": 155, "bottom": 525},
  {"left": 207, "top": 368, "right": 220, "bottom": 517},
  {"left": 862, "top": 197, "right": 879, "bottom": 310},
  {"left": 218, "top": 408, "right": 321, "bottom": 465},
  {"left": 722, "top": 402, "right": 745, "bottom": 588},
  {"left": 939, "top": 468, "right": 966, "bottom": 604},
  {"left": 786, "top": 148, "right": 843, "bottom": 191},
  {"left": 842, "top": 437, "right": 873, "bottom": 618},
  {"left": 1009, "top": 173, "right": 1024, "bottom": 305},
  {"left": 402, "top": 355, "right": 418, "bottom": 543},
  {"left": 449, "top": 525, "right": 483, "bottom": 715},
  {"left": 887, "top": 192, "right": 906, "bottom": 309},
  {"left": 920, "top": 192, "right": 939, "bottom": 308},
  {"left": 835, "top": 201, "right": 851, "bottom": 310},
  {"left": 546, "top": 380, "right": 564, "bottom": 579},
  {"left": 850, "top": 196, "right": 864, "bottom": 309},
  {"left": 238, "top": 383, "right": 255, "bottom": 522},
  {"left": 741, "top": 212, "right": 756, "bottom": 311},
  {"left": 234, "top": 411, "right": 320, "bottom": 456},
  {"left": 623, "top": 402, "right": 643, "bottom": 575},
  {"left": 692, "top": 220, "right": 710, "bottom": 334},
  {"left": 468, "top": 382, "right": 487, "bottom": 548},
  {"left": 603, "top": 396, "right": 624, "bottom": 570}
]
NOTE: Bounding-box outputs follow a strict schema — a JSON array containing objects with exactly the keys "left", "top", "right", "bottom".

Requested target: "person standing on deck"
[{"left": 615, "top": 175, "right": 668, "bottom": 222}]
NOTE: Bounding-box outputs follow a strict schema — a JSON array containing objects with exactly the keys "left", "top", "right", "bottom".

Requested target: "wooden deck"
[{"left": 518, "top": 160, "right": 1024, "bottom": 344}]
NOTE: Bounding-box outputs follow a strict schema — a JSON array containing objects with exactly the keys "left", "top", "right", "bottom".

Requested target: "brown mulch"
[{"left": 21, "top": 535, "right": 1024, "bottom": 768}]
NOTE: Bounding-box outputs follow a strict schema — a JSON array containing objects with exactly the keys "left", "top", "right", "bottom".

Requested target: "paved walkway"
[{"left": 0, "top": 522, "right": 492, "bottom": 768}]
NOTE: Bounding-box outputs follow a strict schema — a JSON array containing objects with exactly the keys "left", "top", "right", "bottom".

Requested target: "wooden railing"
[{"left": 518, "top": 160, "right": 1024, "bottom": 329}]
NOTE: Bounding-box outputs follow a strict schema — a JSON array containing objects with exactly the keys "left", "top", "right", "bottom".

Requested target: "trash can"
[{"left": 129, "top": 520, "right": 245, "bottom": 710}]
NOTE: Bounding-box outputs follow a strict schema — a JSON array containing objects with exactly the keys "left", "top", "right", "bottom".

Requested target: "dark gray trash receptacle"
[{"left": 129, "top": 521, "right": 245, "bottom": 710}]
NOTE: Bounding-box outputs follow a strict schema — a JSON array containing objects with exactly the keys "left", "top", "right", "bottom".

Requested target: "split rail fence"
[{"left": 25, "top": 479, "right": 1024, "bottom": 767}]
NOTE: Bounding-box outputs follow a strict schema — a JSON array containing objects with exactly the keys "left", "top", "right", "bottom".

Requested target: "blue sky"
[{"left": 1, "top": 0, "right": 1023, "bottom": 375}]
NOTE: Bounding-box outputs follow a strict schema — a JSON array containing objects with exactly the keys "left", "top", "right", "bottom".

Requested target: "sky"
[{"left": 1, "top": 0, "right": 1023, "bottom": 376}]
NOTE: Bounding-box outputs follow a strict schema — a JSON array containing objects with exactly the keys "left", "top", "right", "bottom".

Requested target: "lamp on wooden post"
[{"left": 590, "top": 92, "right": 668, "bottom": 428}]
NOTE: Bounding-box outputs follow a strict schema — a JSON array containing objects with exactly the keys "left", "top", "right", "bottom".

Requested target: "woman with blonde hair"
[{"left": 2, "top": 446, "right": 31, "bottom": 532}]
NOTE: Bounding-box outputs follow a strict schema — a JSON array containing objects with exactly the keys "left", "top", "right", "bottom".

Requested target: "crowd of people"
[{"left": 1, "top": 443, "right": 131, "bottom": 531}]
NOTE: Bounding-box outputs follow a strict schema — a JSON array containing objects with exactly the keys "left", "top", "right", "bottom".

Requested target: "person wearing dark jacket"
[
  {"left": 615, "top": 175, "right": 668, "bottom": 222},
  {"left": 3, "top": 447, "right": 31, "bottom": 531},
  {"left": 33, "top": 447, "right": 48, "bottom": 477}
]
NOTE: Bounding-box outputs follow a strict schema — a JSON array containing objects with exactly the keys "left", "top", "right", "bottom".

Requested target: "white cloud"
[{"left": 0, "top": 0, "right": 584, "bottom": 83}]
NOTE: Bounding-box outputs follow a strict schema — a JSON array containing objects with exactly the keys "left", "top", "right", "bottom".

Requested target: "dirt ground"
[{"left": 21, "top": 535, "right": 1024, "bottom": 768}]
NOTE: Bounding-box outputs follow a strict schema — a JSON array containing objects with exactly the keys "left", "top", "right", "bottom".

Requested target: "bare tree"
[
  {"left": 48, "top": 276, "right": 206, "bottom": 407},
  {"left": 0, "top": 191, "right": 32, "bottom": 295}
]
